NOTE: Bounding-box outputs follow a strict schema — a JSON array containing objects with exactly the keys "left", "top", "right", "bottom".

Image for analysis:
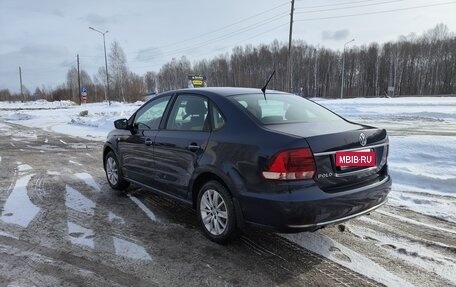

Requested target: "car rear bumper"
[{"left": 238, "top": 175, "right": 391, "bottom": 232}]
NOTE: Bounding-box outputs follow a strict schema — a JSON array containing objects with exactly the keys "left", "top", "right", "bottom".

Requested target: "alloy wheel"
[
  {"left": 200, "top": 189, "right": 228, "bottom": 236},
  {"left": 106, "top": 156, "right": 119, "bottom": 186}
]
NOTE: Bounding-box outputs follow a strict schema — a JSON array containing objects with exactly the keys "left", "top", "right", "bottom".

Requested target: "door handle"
[
  {"left": 145, "top": 138, "right": 153, "bottom": 146},
  {"left": 187, "top": 143, "right": 201, "bottom": 152}
]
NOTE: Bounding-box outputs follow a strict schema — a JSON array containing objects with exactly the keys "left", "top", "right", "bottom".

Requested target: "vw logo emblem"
[{"left": 359, "top": 133, "right": 367, "bottom": 146}]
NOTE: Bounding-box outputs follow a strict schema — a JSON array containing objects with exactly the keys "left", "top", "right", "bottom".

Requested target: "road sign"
[{"left": 81, "top": 87, "right": 88, "bottom": 97}]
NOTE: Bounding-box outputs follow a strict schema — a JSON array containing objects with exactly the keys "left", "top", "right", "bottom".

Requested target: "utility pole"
[
  {"left": 287, "top": 0, "right": 295, "bottom": 93},
  {"left": 77, "top": 54, "right": 81, "bottom": 105},
  {"left": 340, "top": 39, "right": 355, "bottom": 99},
  {"left": 19, "top": 66, "right": 24, "bottom": 102}
]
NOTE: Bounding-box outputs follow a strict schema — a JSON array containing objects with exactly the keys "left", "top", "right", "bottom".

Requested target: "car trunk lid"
[{"left": 265, "top": 121, "right": 389, "bottom": 193}]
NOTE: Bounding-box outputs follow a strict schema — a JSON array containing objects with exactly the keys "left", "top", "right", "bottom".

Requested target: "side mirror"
[{"left": 114, "top": 118, "right": 128, "bottom": 130}]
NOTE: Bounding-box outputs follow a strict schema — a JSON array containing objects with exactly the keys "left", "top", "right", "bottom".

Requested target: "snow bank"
[
  {"left": 0, "top": 100, "right": 142, "bottom": 141},
  {"left": 0, "top": 100, "right": 75, "bottom": 109}
]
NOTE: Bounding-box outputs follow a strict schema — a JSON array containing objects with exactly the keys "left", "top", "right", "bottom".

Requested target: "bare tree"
[
  {"left": 126, "top": 72, "right": 146, "bottom": 101},
  {"left": 0, "top": 89, "right": 12, "bottom": 102},
  {"left": 144, "top": 71, "right": 158, "bottom": 93},
  {"left": 158, "top": 56, "right": 192, "bottom": 92},
  {"left": 66, "top": 67, "right": 79, "bottom": 102},
  {"left": 109, "top": 41, "right": 129, "bottom": 102}
]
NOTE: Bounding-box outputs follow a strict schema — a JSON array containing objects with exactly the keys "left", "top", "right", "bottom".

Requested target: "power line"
[
  {"left": 128, "top": 12, "right": 289, "bottom": 62},
  {"left": 296, "top": 0, "right": 392, "bottom": 9},
  {"left": 129, "top": 20, "right": 290, "bottom": 68},
  {"left": 295, "top": 1, "right": 456, "bottom": 22},
  {"left": 221, "top": 23, "right": 290, "bottom": 52},
  {"left": 161, "top": 13, "right": 288, "bottom": 55},
  {"left": 128, "top": 23, "right": 290, "bottom": 70},
  {"left": 81, "top": 3, "right": 290, "bottom": 60},
  {"left": 151, "top": 2, "right": 289, "bottom": 50},
  {"left": 295, "top": 0, "right": 404, "bottom": 14}
]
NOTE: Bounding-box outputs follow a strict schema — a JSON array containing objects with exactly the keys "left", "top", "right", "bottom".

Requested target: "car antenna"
[{"left": 261, "top": 70, "right": 275, "bottom": 101}]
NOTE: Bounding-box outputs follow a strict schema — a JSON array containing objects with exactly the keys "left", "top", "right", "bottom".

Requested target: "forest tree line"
[{"left": 0, "top": 24, "right": 454, "bottom": 103}]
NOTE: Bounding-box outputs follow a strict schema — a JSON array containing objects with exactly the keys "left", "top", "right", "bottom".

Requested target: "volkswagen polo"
[{"left": 103, "top": 87, "right": 391, "bottom": 243}]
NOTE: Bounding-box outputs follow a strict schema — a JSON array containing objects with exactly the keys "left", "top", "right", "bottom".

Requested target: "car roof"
[{"left": 161, "top": 87, "right": 288, "bottom": 97}]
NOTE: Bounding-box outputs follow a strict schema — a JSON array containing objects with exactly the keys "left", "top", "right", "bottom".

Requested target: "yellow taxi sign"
[{"left": 188, "top": 75, "right": 206, "bottom": 88}]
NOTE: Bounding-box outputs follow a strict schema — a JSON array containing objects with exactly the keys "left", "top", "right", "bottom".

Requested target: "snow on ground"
[
  {"left": 1, "top": 96, "right": 455, "bottom": 286},
  {"left": 347, "top": 224, "right": 456, "bottom": 284},
  {"left": 0, "top": 100, "right": 141, "bottom": 141},
  {"left": 282, "top": 232, "right": 415, "bottom": 287},
  {"left": 0, "top": 161, "right": 39, "bottom": 228},
  {"left": 74, "top": 172, "right": 101, "bottom": 192},
  {"left": 65, "top": 185, "right": 96, "bottom": 216}
]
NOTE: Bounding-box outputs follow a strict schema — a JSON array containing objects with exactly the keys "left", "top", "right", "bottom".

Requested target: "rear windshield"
[{"left": 231, "top": 93, "right": 343, "bottom": 124}]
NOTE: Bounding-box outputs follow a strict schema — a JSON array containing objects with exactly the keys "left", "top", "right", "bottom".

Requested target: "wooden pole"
[
  {"left": 19, "top": 66, "right": 24, "bottom": 102},
  {"left": 287, "top": 0, "right": 295, "bottom": 92},
  {"left": 77, "top": 54, "right": 81, "bottom": 105}
]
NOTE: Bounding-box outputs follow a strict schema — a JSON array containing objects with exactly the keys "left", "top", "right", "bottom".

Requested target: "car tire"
[
  {"left": 104, "top": 151, "right": 129, "bottom": 190},
  {"left": 197, "top": 180, "right": 237, "bottom": 244}
]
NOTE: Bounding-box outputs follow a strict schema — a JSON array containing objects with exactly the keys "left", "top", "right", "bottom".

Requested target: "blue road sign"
[{"left": 81, "top": 87, "right": 88, "bottom": 97}]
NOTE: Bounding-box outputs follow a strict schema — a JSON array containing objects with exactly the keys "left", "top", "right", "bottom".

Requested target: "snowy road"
[{"left": 0, "top": 97, "right": 455, "bottom": 286}]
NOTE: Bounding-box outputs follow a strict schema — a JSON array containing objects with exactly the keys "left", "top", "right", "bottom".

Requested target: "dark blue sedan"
[{"left": 103, "top": 87, "right": 391, "bottom": 243}]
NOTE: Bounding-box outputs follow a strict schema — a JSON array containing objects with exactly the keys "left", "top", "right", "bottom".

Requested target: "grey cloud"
[
  {"left": 20, "top": 44, "right": 68, "bottom": 58},
  {"left": 85, "top": 13, "right": 123, "bottom": 26},
  {"left": 60, "top": 59, "right": 75, "bottom": 68},
  {"left": 135, "top": 47, "right": 164, "bottom": 62},
  {"left": 52, "top": 9, "right": 64, "bottom": 17},
  {"left": 86, "top": 13, "right": 110, "bottom": 26},
  {"left": 322, "top": 29, "right": 350, "bottom": 41},
  {"left": 0, "top": 48, "right": 68, "bottom": 92}
]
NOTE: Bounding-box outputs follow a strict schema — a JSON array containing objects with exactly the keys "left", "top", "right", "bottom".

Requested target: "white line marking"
[
  {"left": 74, "top": 172, "right": 100, "bottom": 191},
  {"left": 0, "top": 174, "right": 40, "bottom": 228},
  {"left": 65, "top": 185, "right": 96, "bottom": 215},
  {"left": 69, "top": 160, "right": 83, "bottom": 166},
  {"left": 128, "top": 195, "right": 158, "bottom": 222}
]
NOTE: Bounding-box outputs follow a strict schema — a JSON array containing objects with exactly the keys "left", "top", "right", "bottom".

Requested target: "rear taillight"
[{"left": 262, "top": 148, "right": 316, "bottom": 180}]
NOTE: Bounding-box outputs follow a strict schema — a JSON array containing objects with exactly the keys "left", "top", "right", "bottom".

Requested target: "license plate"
[{"left": 335, "top": 150, "right": 376, "bottom": 167}]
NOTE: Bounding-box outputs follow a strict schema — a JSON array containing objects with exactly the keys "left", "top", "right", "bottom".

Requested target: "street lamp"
[
  {"left": 340, "top": 38, "right": 355, "bottom": 99},
  {"left": 89, "top": 26, "right": 111, "bottom": 105}
]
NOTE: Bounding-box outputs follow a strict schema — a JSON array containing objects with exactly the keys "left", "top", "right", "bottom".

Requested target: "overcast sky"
[{"left": 1, "top": 0, "right": 455, "bottom": 93}]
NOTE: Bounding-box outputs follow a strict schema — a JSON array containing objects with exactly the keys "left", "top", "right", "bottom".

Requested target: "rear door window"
[{"left": 166, "top": 95, "right": 208, "bottom": 131}]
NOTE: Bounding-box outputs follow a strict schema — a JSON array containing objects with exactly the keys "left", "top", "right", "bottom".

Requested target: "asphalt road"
[{"left": 0, "top": 121, "right": 387, "bottom": 287}]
